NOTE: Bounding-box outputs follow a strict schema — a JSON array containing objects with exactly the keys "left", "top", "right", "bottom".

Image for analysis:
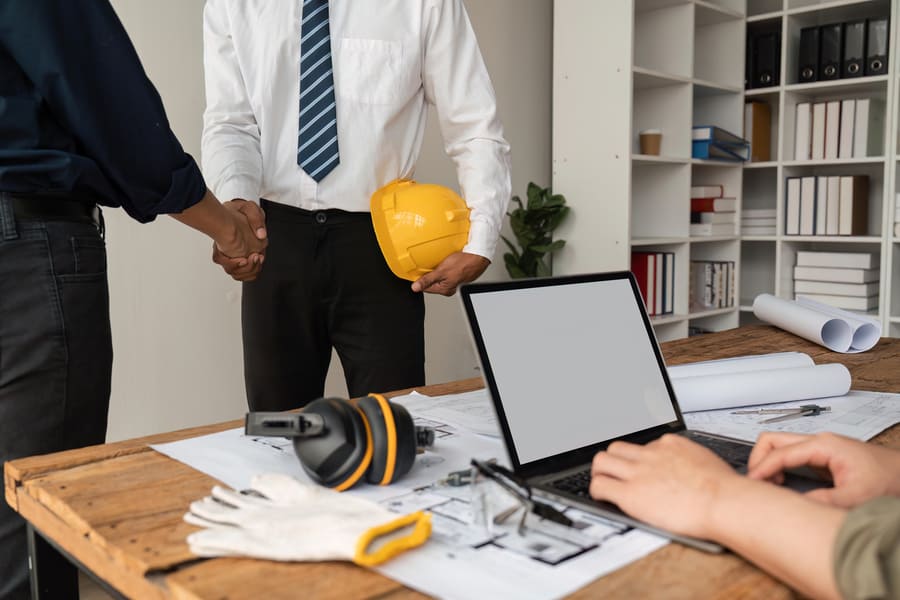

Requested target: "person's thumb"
[
  {"left": 237, "top": 201, "right": 267, "bottom": 240},
  {"left": 412, "top": 271, "right": 438, "bottom": 293},
  {"left": 804, "top": 487, "right": 849, "bottom": 508}
]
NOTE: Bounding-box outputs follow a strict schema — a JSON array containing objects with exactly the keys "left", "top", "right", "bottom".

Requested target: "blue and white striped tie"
[{"left": 297, "top": 0, "right": 339, "bottom": 181}]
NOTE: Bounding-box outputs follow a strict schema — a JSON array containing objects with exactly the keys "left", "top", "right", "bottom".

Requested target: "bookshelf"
[
  {"left": 553, "top": 0, "right": 746, "bottom": 341},
  {"left": 738, "top": 0, "right": 898, "bottom": 336},
  {"left": 553, "top": 0, "right": 900, "bottom": 341}
]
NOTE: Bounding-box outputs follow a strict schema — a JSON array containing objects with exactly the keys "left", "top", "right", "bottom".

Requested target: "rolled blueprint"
[
  {"left": 667, "top": 351, "right": 813, "bottom": 379},
  {"left": 671, "top": 363, "right": 851, "bottom": 412},
  {"left": 752, "top": 293, "right": 881, "bottom": 353}
]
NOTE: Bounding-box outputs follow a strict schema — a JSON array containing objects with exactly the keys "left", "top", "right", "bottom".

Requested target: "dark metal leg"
[{"left": 26, "top": 524, "right": 78, "bottom": 600}]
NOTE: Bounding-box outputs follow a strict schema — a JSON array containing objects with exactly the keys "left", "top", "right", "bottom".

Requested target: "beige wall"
[{"left": 104, "top": 0, "right": 552, "bottom": 441}]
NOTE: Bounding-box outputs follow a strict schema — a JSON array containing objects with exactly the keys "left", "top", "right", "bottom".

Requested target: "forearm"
[
  {"left": 708, "top": 477, "right": 845, "bottom": 600},
  {"left": 170, "top": 189, "right": 238, "bottom": 248}
]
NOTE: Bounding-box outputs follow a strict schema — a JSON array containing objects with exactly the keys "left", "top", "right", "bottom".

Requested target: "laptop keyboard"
[
  {"left": 548, "top": 432, "right": 752, "bottom": 497},
  {"left": 680, "top": 431, "right": 751, "bottom": 471},
  {"left": 549, "top": 469, "right": 592, "bottom": 497}
]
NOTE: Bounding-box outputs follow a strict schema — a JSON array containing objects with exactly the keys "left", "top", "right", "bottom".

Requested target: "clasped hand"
[{"left": 213, "top": 199, "right": 268, "bottom": 281}]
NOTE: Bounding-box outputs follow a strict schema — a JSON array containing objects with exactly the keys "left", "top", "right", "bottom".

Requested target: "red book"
[
  {"left": 631, "top": 252, "right": 655, "bottom": 314},
  {"left": 690, "top": 197, "right": 737, "bottom": 212}
]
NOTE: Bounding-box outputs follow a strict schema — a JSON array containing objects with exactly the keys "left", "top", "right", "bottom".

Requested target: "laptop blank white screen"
[{"left": 469, "top": 278, "right": 678, "bottom": 464}]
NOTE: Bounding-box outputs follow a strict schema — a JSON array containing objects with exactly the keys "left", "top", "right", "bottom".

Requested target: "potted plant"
[{"left": 501, "top": 182, "right": 570, "bottom": 278}]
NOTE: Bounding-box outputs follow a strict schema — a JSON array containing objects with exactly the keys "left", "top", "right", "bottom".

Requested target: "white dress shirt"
[{"left": 202, "top": 0, "right": 512, "bottom": 259}]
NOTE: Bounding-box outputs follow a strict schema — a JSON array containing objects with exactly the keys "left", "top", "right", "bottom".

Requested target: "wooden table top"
[{"left": 6, "top": 325, "right": 900, "bottom": 599}]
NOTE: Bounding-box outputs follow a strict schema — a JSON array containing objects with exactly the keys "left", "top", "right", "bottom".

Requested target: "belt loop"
[{"left": 0, "top": 193, "right": 18, "bottom": 241}]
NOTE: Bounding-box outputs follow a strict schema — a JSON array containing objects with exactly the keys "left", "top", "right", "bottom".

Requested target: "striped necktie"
[{"left": 297, "top": 0, "right": 339, "bottom": 181}]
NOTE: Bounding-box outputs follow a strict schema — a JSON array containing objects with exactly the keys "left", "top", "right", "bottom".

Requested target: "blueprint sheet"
[{"left": 152, "top": 391, "right": 668, "bottom": 600}]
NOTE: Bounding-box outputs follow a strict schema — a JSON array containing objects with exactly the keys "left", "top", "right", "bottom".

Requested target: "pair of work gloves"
[{"left": 184, "top": 473, "right": 431, "bottom": 567}]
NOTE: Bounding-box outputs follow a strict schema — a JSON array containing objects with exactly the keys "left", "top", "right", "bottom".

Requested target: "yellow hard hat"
[{"left": 370, "top": 179, "right": 470, "bottom": 281}]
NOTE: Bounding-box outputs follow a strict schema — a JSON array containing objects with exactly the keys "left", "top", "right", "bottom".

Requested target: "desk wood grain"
[{"left": 6, "top": 325, "right": 900, "bottom": 599}]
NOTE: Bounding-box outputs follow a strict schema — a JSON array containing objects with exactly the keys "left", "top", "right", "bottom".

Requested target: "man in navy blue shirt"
[{"left": 0, "top": 2, "right": 267, "bottom": 597}]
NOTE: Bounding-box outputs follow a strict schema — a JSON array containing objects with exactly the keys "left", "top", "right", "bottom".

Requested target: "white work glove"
[{"left": 184, "top": 473, "right": 431, "bottom": 566}]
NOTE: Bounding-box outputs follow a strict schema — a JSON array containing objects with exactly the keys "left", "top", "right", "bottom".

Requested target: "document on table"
[
  {"left": 684, "top": 390, "right": 900, "bottom": 443},
  {"left": 152, "top": 391, "right": 667, "bottom": 600},
  {"left": 392, "top": 389, "right": 499, "bottom": 437}
]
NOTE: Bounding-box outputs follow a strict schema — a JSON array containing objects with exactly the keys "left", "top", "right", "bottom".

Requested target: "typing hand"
[
  {"left": 589, "top": 434, "right": 740, "bottom": 539},
  {"left": 213, "top": 199, "right": 267, "bottom": 282},
  {"left": 411, "top": 252, "right": 489, "bottom": 296},
  {"left": 747, "top": 431, "right": 900, "bottom": 508}
]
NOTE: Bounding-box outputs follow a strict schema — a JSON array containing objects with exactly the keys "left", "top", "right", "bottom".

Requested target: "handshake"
[{"left": 211, "top": 198, "right": 269, "bottom": 282}]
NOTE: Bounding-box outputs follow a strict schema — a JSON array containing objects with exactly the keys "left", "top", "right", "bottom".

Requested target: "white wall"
[{"left": 104, "top": 0, "right": 552, "bottom": 441}]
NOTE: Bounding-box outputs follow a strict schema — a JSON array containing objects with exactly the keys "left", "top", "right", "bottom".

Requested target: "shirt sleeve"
[
  {"left": 422, "top": 0, "right": 512, "bottom": 260},
  {"left": 201, "top": 0, "right": 263, "bottom": 205},
  {"left": 0, "top": 0, "right": 206, "bottom": 223},
  {"left": 833, "top": 496, "right": 900, "bottom": 600}
]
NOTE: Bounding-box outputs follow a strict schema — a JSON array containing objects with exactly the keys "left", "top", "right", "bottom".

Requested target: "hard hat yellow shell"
[{"left": 370, "top": 179, "right": 470, "bottom": 281}]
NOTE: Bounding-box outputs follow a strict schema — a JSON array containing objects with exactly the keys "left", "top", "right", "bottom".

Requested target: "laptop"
[{"left": 460, "top": 271, "right": 823, "bottom": 553}]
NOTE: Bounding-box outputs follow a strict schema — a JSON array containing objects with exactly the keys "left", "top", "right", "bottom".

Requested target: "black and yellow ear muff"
[
  {"left": 289, "top": 397, "right": 374, "bottom": 490},
  {"left": 358, "top": 394, "right": 418, "bottom": 485},
  {"left": 245, "top": 395, "right": 435, "bottom": 490}
]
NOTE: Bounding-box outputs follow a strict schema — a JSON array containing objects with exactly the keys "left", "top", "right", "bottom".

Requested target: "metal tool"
[{"left": 731, "top": 404, "right": 831, "bottom": 424}]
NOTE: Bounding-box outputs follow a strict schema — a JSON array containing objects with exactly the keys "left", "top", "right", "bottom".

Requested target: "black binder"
[
  {"left": 819, "top": 23, "right": 842, "bottom": 80},
  {"left": 752, "top": 32, "right": 780, "bottom": 88},
  {"left": 798, "top": 26, "right": 820, "bottom": 82},
  {"left": 842, "top": 20, "right": 866, "bottom": 78},
  {"left": 866, "top": 18, "right": 889, "bottom": 76},
  {"left": 745, "top": 32, "right": 754, "bottom": 89}
]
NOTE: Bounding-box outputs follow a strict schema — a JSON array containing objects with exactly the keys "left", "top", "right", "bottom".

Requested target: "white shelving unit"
[
  {"left": 553, "top": 0, "right": 900, "bottom": 341},
  {"left": 740, "top": 0, "right": 898, "bottom": 337},
  {"left": 553, "top": 0, "right": 746, "bottom": 341}
]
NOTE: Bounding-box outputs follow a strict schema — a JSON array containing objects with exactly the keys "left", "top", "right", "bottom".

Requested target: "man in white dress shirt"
[{"left": 202, "top": 0, "right": 511, "bottom": 410}]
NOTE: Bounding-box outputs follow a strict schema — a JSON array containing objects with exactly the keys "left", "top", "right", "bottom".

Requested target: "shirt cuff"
[
  {"left": 215, "top": 177, "right": 261, "bottom": 204},
  {"left": 463, "top": 219, "right": 498, "bottom": 261}
]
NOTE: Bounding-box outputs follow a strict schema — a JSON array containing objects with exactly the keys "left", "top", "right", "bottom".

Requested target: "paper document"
[
  {"left": 752, "top": 293, "right": 881, "bottom": 353},
  {"left": 668, "top": 352, "right": 851, "bottom": 412},
  {"left": 152, "top": 392, "right": 667, "bottom": 599},
  {"left": 684, "top": 390, "right": 900, "bottom": 442},
  {"left": 393, "top": 389, "right": 499, "bottom": 437}
]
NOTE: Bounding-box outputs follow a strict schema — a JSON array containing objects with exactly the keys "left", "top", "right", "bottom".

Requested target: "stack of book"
[
  {"left": 690, "top": 260, "right": 735, "bottom": 311},
  {"left": 631, "top": 251, "right": 675, "bottom": 317},
  {"left": 691, "top": 185, "right": 736, "bottom": 236},
  {"left": 784, "top": 175, "right": 868, "bottom": 236},
  {"left": 794, "top": 98, "right": 884, "bottom": 161},
  {"left": 742, "top": 208, "right": 777, "bottom": 235},
  {"left": 794, "top": 250, "right": 879, "bottom": 312},
  {"left": 692, "top": 126, "right": 749, "bottom": 161}
]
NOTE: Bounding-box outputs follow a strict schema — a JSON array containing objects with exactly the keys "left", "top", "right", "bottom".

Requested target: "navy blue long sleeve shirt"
[{"left": 0, "top": 0, "right": 206, "bottom": 222}]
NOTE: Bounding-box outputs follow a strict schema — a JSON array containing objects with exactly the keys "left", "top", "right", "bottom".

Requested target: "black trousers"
[
  {"left": 242, "top": 201, "right": 425, "bottom": 411},
  {"left": 0, "top": 194, "right": 112, "bottom": 599}
]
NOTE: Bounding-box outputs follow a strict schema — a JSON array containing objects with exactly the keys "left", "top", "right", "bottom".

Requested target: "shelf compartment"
[
  {"left": 634, "top": 2, "right": 693, "bottom": 77},
  {"left": 634, "top": 80, "right": 692, "bottom": 158},
  {"left": 782, "top": 162, "right": 885, "bottom": 236},
  {"left": 740, "top": 239, "right": 776, "bottom": 304},
  {"left": 694, "top": 6, "right": 745, "bottom": 87},
  {"left": 779, "top": 239, "right": 883, "bottom": 301},
  {"left": 748, "top": 0, "right": 784, "bottom": 18}
]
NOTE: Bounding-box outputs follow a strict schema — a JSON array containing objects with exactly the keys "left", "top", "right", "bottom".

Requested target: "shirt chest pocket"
[{"left": 336, "top": 38, "right": 417, "bottom": 105}]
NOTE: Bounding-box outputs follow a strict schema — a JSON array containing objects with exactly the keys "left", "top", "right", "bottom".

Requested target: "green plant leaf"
[
  {"left": 504, "top": 254, "right": 528, "bottom": 279},
  {"left": 526, "top": 182, "right": 543, "bottom": 210},
  {"left": 536, "top": 259, "right": 551, "bottom": 277},
  {"left": 545, "top": 194, "right": 566, "bottom": 208},
  {"left": 501, "top": 236, "right": 521, "bottom": 260}
]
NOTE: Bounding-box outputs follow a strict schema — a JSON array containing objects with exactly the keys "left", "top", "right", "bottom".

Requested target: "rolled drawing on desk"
[
  {"left": 752, "top": 293, "right": 881, "bottom": 353},
  {"left": 668, "top": 352, "right": 851, "bottom": 412}
]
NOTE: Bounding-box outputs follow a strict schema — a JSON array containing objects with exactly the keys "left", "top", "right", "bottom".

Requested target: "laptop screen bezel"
[{"left": 460, "top": 271, "right": 689, "bottom": 479}]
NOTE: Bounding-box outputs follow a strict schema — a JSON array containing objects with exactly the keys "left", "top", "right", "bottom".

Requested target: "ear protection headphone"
[{"left": 245, "top": 394, "right": 435, "bottom": 491}]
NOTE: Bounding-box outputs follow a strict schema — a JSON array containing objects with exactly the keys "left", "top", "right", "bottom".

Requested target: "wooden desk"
[{"left": 6, "top": 325, "right": 900, "bottom": 599}]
